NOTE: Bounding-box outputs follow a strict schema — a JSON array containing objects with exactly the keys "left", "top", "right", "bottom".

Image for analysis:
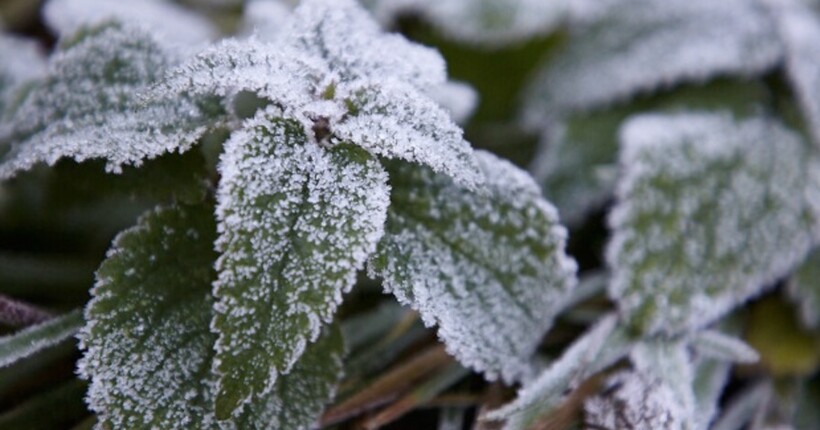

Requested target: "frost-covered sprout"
[{"left": 8, "top": 0, "right": 581, "bottom": 423}]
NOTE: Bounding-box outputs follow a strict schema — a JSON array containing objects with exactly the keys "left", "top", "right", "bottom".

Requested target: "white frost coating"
[
  {"left": 426, "top": 80, "right": 479, "bottom": 125},
  {"left": 241, "top": 0, "right": 293, "bottom": 40},
  {"left": 335, "top": 79, "right": 483, "bottom": 188},
  {"left": 0, "top": 309, "right": 82, "bottom": 368},
  {"left": 584, "top": 369, "right": 687, "bottom": 430},
  {"left": 0, "top": 34, "right": 45, "bottom": 117},
  {"left": 608, "top": 112, "right": 820, "bottom": 336},
  {"left": 366, "top": 0, "right": 569, "bottom": 47},
  {"left": 280, "top": 0, "right": 446, "bottom": 88},
  {"left": 44, "top": 0, "right": 215, "bottom": 46},
  {"left": 769, "top": 1, "right": 820, "bottom": 147},
  {"left": 370, "top": 150, "right": 577, "bottom": 384},
  {"left": 486, "top": 314, "right": 633, "bottom": 429},
  {"left": 522, "top": 0, "right": 782, "bottom": 123},
  {"left": 159, "top": 0, "right": 481, "bottom": 187},
  {"left": 0, "top": 23, "right": 210, "bottom": 180},
  {"left": 690, "top": 330, "right": 760, "bottom": 363},
  {"left": 584, "top": 341, "right": 696, "bottom": 430},
  {"left": 212, "top": 111, "right": 388, "bottom": 417},
  {"left": 79, "top": 204, "right": 345, "bottom": 429}
]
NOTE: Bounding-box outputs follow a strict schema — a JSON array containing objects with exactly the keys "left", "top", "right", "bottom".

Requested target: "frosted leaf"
[
  {"left": 279, "top": 0, "right": 446, "bottom": 88},
  {"left": 690, "top": 330, "right": 760, "bottom": 364},
  {"left": 770, "top": 2, "right": 820, "bottom": 147},
  {"left": 335, "top": 79, "right": 482, "bottom": 188},
  {"left": 0, "top": 34, "right": 45, "bottom": 118},
  {"left": 522, "top": 0, "right": 781, "bottom": 121},
  {"left": 43, "top": 0, "right": 215, "bottom": 46},
  {"left": 241, "top": 0, "right": 293, "bottom": 40},
  {"left": 79, "top": 203, "right": 345, "bottom": 429},
  {"left": 583, "top": 369, "right": 688, "bottom": 430},
  {"left": 369, "top": 150, "right": 576, "bottom": 383},
  {"left": 583, "top": 341, "right": 694, "bottom": 430},
  {"left": 426, "top": 80, "right": 479, "bottom": 125},
  {"left": 150, "top": 37, "right": 323, "bottom": 118},
  {"left": 366, "top": 0, "right": 569, "bottom": 47},
  {"left": 0, "top": 309, "right": 82, "bottom": 368},
  {"left": 212, "top": 112, "right": 388, "bottom": 418},
  {"left": 788, "top": 249, "right": 820, "bottom": 329},
  {"left": 691, "top": 358, "right": 731, "bottom": 430},
  {"left": 0, "top": 23, "right": 215, "bottom": 180},
  {"left": 486, "top": 314, "right": 632, "bottom": 429},
  {"left": 608, "top": 112, "right": 820, "bottom": 335}
]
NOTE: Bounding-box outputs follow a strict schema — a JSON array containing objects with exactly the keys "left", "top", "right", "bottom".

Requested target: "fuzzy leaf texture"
[
  {"left": 0, "top": 309, "right": 83, "bottom": 368},
  {"left": 369, "top": 150, "right": 577, "bottom": 383},
  {"left": 0, "top": 22, "right": 215, "bottom": 180},
  {"left": 522, "top": 0, "right": 781, "bottom": 122},
  {"left": 212, "top": 112, "right": 387, "bottom": 418},
  {"left": 608, "top": 112, "right": 820, "bottom": 336},
  {"left": 79, "top": 203, "right": 345, "bottom": 429}
]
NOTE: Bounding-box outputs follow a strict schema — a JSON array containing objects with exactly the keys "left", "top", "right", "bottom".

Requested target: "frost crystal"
[
  {"left": 522, "top": 0, "right": 781, "bottom": 122},
  {"left": 608, "top": 112, "right": 820, "bottom": 335},
  {"left": 0, "top": 34, "right": 45, "bottom": 118},
  {"left": 366, "top": 0, "right": 569, "bottom": 47},
  {"left": 212, "top": 112, "right": 388, "bottom": 418},
  {"left": 369, "top": 150, "right": 577, "bottom": 383},
  {"left": 43, "top": 0, "right": 215, "bottom": 46},
  {"left": 0, "top": 23, "right": 213, "bottom": 180},
  {"left": 79, "top": 203, "right": 345, "bottom": 429},
  {"left": 583, "top": 370, "right": 685, "bottom": 430}
]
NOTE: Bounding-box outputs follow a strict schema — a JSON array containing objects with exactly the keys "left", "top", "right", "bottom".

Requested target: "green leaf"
[
  {"left": 212, "top": 111, "right": 388, "bottom": 418},
  {"left": 369, "top": 150, "right": 577, "bottom": 383},
  {"left": 608, "top": 112, "right": 820, "bottom": 335},
  {"left": 0, "top": 309, "right": 82, "bottom": 368},
  {"left": 0, "top": 22, "right": 215, "bottom": 180},
  {"left": 79, "top": 203, "right": 346, "bottom": 429},
  {"left": 789, "top": 248, "right": 820, "bottom": 330}
]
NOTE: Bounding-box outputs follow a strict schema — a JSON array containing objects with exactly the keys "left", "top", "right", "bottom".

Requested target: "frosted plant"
[
  {"left": 365, "top": 0, "right": 569, "bottom": 47},
  {"left": 0, "top": 309, "right": 83, "bottom": 368},
  {"left": 0, "top": 34, "right": 45, "bottom": 118},
  {"left": 608, "top": 112, "right": 820, "bottom": 335},
  {"left": 789, "top": 250, "right": 820, "bottom": 329},
  {"left": 0, "top": 0, "right": 579, "bottom": 425},
  {"left": 0, "top": 22, "right": 217, "bottom": 179}
]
